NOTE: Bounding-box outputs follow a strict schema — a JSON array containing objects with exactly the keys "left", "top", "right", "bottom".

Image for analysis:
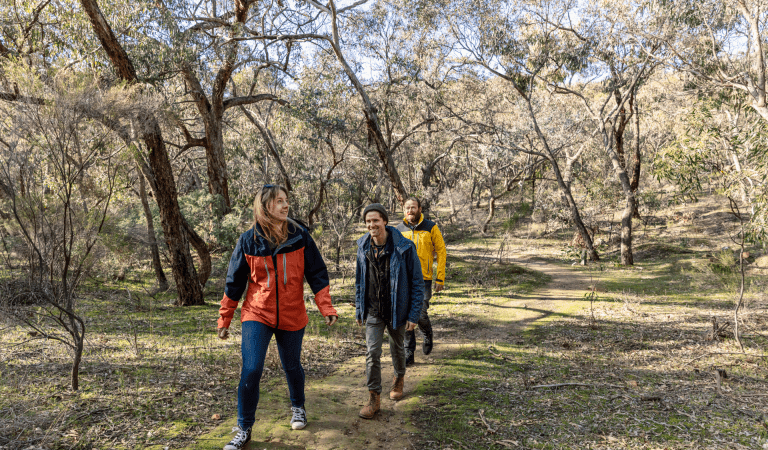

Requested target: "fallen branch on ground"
[{"left": 478, "top": 409, "right": 496, "bottom": 434}]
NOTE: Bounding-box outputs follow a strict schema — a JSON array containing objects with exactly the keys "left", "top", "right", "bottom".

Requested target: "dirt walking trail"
[{"left": 189, "top": 258, "right": 592, "bottom": 450}]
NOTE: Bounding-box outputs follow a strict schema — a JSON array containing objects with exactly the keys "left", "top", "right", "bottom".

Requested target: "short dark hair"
[{"left": 404, "top": 196, "right": 421, "bottom": 208}]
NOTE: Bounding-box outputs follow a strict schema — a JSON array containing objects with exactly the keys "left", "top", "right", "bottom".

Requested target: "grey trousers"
[{"left": 365, "top": 315, "right": 406, "bottom": 393}]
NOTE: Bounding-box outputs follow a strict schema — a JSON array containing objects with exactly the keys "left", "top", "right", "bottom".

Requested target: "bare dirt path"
[{"left": 189, "top": 257, "right": 592, "bottom": 450}]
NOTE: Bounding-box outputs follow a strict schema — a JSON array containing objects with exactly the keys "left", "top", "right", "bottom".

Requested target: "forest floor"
[{"left": 2, "top": 194, "right": 768, "bottom": 449}]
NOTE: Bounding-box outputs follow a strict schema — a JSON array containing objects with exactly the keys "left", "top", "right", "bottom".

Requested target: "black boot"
[
  {"left": 405, "top": 349, "right": 414, "bottom": 366},
  {"left": 422, "top": 321, "right": 434, "bottom": 355}
]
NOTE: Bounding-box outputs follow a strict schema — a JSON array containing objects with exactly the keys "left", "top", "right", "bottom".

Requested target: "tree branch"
[{"left": 223, "top": 93, "right": 288, "bottom": 110}]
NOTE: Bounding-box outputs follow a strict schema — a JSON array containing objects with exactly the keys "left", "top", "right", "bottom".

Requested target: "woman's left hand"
[{"left": 325, "top": 315, "right": 338, "bottom": 326}]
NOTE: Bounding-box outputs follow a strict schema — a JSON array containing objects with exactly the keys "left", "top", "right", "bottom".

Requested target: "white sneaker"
[
  {"left": 290, "top": 406, "right": 307, "bottom": 430},
  {"left": 224, "top": 426, "right": 251, "bottom": 450}
]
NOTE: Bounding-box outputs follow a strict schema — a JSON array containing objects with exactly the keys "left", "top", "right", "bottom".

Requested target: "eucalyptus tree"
[
  {"left": 548, "top": 0, "right": 661, "bottom": 265},
  {"left": 147, "top": 0, "right": 312, "bottom": 215},
  {"left": 0, "top": 0, "right": 206, "bottom": 303},
  {"left": 436, "top": 76, "right": 549, "bottom": 233},
  {"left": 78, "top": 0, "right": 205, "bottom": 305},
  {"left": 301, "top": 0, "right": 446, "bottom": 206},
  {"left": 444, "top": 0, "right": 600, "bottom": 259},
  {"left": 657, "top": 93, "right": 768, "bottom": 237}
]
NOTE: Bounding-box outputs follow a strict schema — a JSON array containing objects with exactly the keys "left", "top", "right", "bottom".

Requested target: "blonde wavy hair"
[{"left": 254, "top": 184, "right": 290, "bottom": 245}]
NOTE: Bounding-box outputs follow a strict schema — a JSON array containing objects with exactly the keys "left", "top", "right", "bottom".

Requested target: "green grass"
[
  {"left": 3, "top": 208, "right": 767, "bottom": 449},
  {"left": 410, "top": 242, "right": 768, "bottom": 449}
]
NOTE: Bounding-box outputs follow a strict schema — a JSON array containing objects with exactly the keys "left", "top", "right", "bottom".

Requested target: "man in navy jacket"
[{"left": 355, "top": 203, "right": 423, "bottom": 419}]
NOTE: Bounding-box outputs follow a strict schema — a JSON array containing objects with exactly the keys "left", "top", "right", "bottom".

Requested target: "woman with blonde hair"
[{"left": 217, "top": 184, "right": 338, "bottom": 450}]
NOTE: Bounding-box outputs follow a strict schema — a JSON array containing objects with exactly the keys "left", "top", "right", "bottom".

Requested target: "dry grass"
[{"left": 0, "top": 288, "right": 361, "bottom": 449}]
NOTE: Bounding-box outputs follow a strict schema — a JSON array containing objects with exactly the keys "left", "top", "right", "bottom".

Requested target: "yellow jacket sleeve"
[{"left": 431, "top": 225, "right": 447, "bottom": 284}]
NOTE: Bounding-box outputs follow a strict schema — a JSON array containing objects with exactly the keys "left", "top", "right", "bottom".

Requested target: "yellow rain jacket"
[{"left": 396, "top": 214, "right": 447, "bottom": 285}]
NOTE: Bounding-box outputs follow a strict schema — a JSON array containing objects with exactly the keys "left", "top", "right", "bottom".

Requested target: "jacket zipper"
[{"left": 272, "top": 253, "right": 279, "bottom": 329}]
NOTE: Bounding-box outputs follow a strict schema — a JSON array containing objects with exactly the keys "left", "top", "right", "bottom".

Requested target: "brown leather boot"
[
  {"left": 359, "top": 391, "right": 380, "bottom": 419},
  {"left": 390, "top": 375, "right": 405, "bottom": 401}
]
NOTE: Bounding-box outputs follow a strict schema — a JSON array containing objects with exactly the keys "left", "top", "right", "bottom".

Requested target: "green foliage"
[
  {"left": 177, "top": 191, "right": 249, "bottom": 251},
  {"left": 655, "top": 95, "right": 768, "bottom": 239}
]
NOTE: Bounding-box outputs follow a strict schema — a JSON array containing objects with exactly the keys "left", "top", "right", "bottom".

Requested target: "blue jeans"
[{"left": 238, "top": 320, "right": 305, "bottom": 431}]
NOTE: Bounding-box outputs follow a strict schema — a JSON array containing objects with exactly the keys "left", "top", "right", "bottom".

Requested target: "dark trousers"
[
  {"left": 404, "top": 280, "right": 432, "bottom": 353},
  {"left": 238, "top": 320, "right": 305, "bottom": 431}
]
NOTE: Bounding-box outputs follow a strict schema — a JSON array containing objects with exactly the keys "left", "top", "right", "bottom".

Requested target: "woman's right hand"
[{"left": 217, "top": 327, "right": 229, "bottom": 340}]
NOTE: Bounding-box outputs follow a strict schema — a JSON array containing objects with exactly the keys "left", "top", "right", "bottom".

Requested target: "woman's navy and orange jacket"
[{"left": 218, "top": 220, "right": 337, "bottom": 331}]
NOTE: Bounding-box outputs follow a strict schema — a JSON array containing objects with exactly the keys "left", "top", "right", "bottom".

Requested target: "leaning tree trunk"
[
  {"left": 550, "top": 161, "right": 600, "bottom": 262},
  {"left": 324, "top": 0, "right": 409, "bottom": 205},
  {"left": 137, "top": 164, "right": 168, "bottom": 291},
  {"left": 144, "top": 121, "right": 205, "bottom": 304},
  {"left": 240, "top": 106, "right": 293, "bottom": 191},
  {"left": 527, "top": 101, "right": 599, "bottom": 262},
  {"left": 79, "top": 0, "right": 203, "bottom": 305}
]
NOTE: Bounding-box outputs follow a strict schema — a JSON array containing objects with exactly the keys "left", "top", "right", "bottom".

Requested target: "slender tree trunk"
[
  {"left": 323, "top": 1, "right": 409, "bottom": 204},
  {"left": 137, "top": 164, "right": 168, "bottom": 291},
  {"left": 603, "top": 89, "right": 638, "bottom": 265},
  {"left": 482, "top": 193, "right": 496, "bottom": 234},
  {"left": 71, "top": 332, "right": 83, "bottom": 391},
  {"left": 630, "top": 96, "right": 642, "bottom": 219},
  {"left": 240, "top": 106, "right": 293, "bottom": 191},
  {"left": 447, "top": 185, "right": 457, "bottom": 221},
  {"left": 525, "top": 97, "right": 599, "bottom": 261},
  {"left": 79, "top": 0, "right": 203, "bottom": 305},
  {"left": 620, "top": 199, "right": 634, "bottom": 265},
  {"left": 602, "top": 126, "right": 636, "bottom": 265}
]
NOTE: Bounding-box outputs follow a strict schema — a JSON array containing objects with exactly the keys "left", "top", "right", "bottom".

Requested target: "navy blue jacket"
[{"left": 355, "top": 226, "right": 424, "bottom": 328}]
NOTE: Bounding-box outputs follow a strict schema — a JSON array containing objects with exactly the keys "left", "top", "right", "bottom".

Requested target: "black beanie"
[{"left": 362, "top": 203, "right": 389, "bottom": 223}]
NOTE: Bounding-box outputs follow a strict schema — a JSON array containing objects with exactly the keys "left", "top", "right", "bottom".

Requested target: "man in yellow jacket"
[{"left": 396, "top": 197, "right": 447, "bottom": 366}]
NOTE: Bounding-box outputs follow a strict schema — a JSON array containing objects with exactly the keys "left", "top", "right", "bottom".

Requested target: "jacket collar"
[
  {"left": 402, "top": 213, "right": 424, "bottom": 228},
  {"left": 253, "top": 221, "right": 302, "bottom": 255},
  {"left": 358, "top": 225, "right": 408, "bottom": 253}
]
